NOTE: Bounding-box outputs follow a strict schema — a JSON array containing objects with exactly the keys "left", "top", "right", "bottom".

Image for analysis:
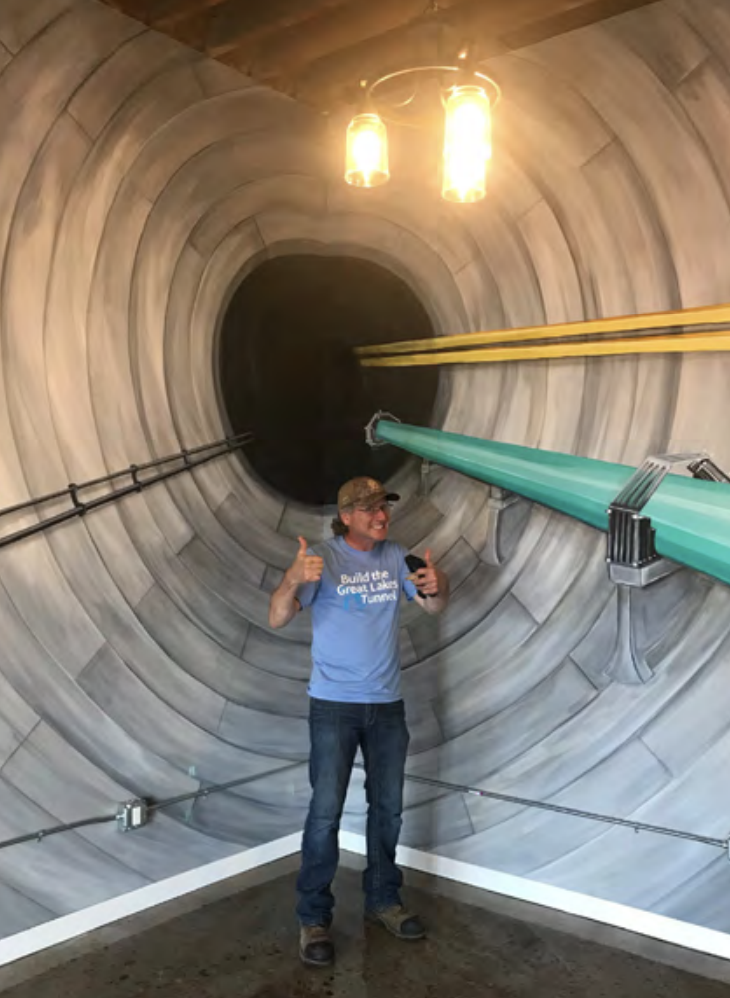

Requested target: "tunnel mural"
[{"left": 0, "top": 0, "right": 730, "bottom": 947}]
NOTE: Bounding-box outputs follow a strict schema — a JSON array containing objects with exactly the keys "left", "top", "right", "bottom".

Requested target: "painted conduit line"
[
  {"left": 400, "top": 773, "right": 727, "bottom": 851},
  {"left": 0, "top": 769, "right": 725, "bottom": 853},
  {"left": 0, "top": 815, "right": 116, "bottom": 850},
  {"left": 0, "top": 767, "right": 297, "bottom": 852},
  {"left": 0, "top": 433, "right": 253, "bottom": 551}
]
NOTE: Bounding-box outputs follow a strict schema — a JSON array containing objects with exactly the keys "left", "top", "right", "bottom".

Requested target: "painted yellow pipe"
[
  {"left": 356, "top": 302, "right": 730, "bottom": 358},
  {"left": 360, "top": 329, "right": 730, "bottom": 368}
]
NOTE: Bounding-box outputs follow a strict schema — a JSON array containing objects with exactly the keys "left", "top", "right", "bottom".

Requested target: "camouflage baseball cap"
[{"left": 337, "top": 476, "right": 400, "bottom": 511}]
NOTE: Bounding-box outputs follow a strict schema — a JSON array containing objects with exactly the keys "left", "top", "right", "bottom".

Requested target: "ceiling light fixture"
[{"left": 345, "top": 62, "right": 501, "bottom": 203}]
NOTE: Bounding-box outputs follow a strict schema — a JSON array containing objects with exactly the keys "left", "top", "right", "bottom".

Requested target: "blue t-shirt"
[{"left": 297, "top": 536, "right": 417, "bottom": 703}]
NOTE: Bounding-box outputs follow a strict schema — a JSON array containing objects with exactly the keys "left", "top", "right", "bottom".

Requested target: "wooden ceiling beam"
[
  {"left": 262, "top": 0, "right": 582, "bottom": 104},
  {"left": 289, "top": 17, "right": 476, "bottom": 106},
  {"left": 222, "top": 0, "right": 468, "bottom": 80},
  {"left": 205, "top": 0, "right": 353, "bottom": 57},
  {"left": 425, "top": 0, "right": 657, "bottom": 47},
  {"left": 144, "top": 0, "right": 227, "bottom": 29},
  {"left": 115, "top": 0, "right": 322, "bottom": 56},
  {"left": 96, "top": 0, "right": 221, "bottom": 32},
  {"left": 499, "top": 0, "right": 659, "bottom": 49},
  {"left": 282, "top": 0, "right": 658, "bottom": 106},
  {"left": 223, "top": 0, "right": 602, "bottom": 91},
  {"left": 101, "top": 0, "right": 660, "bottom": 109}
]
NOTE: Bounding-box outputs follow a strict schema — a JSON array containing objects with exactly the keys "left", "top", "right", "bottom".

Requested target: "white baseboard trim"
[
  {"left": 4, "top": 827, "right": 729, "bottom": 969},
  {"left": 0, "top": 832, "right": 302, "bottom": 969},
  {"left": 340, "top": 831, "right": 730, "bottom": 963}
]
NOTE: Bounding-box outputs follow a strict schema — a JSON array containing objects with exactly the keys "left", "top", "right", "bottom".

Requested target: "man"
[{"left": 269, "top": 476, "right": 449, "bottom": 968}]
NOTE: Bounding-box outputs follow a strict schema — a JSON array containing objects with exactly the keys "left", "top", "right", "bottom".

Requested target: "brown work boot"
[
  {"left": 299, "top": 924, "right": 334, "bottom": 967},
  {"left": 366, "top": 904, "right": 426, "bottom": 940}
]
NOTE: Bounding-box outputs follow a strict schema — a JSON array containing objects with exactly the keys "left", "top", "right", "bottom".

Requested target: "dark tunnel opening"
[{"left": 217, "top": 255, "right": 439, "bottom": 506}]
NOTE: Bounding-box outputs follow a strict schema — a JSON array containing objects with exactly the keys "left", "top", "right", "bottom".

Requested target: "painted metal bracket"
[
  {"left": 601, "top": 586, "right": 654, "bottom": 685},
  {"left": 606, "top": 451, "right": 710, "bottom": 588},
  {"left": 605, "top": 450, "right": 729, "bottom": 685},
  {"left": 481, "top": 487, "right": 523, "bottom": 567}
]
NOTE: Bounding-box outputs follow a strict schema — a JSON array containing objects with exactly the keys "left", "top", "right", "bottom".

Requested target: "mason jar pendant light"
[
  {"left": 441, "top": 84, "right": 492, "bottom": 203},
  {"left": 344, "top": 61, "right": 500, "bottom": 203},
  {"left": 345, "top": 112, "right": 390, "bottom": 188}
]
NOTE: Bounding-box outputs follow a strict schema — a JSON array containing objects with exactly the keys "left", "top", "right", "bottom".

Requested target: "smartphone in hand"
[{"left": 405, "top": 554, "right": 433, "bottom": 598}]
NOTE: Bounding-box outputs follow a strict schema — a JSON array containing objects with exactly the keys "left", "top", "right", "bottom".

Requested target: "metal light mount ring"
[
  {"left": 365, "top": 65, "right": 501, "bottom": 129},
  {"left": 365, "top": 411, "right": 401, "bottom": 448}
]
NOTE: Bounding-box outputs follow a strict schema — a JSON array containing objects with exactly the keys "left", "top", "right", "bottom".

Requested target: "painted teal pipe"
[{"left": 374, "top": 420, "right": 730, "bottom": 588}]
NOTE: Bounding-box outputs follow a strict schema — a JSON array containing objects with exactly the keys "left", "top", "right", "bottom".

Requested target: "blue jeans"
[{"left": 296, "top": 698, "right": 410, "bottom": 926}]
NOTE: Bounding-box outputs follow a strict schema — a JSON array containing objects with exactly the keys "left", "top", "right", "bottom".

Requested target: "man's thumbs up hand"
[{"left": 288, "top": 536, "right": 324, "bottom": 585}]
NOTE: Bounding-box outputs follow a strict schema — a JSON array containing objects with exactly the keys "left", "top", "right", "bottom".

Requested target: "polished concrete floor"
[{"left": 1, "top": 854, "right": 729, "bottom": 998}]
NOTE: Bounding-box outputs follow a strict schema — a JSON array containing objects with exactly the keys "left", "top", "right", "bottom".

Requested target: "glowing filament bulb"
[
  {"left": 442, "top": 85, "right": 492, "bottom": 203},
  {"left": 345, "top": 113, "right": 389, "bottom": 188}
]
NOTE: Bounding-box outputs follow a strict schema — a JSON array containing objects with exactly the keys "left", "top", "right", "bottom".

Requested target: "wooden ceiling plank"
[
  {"left": 206, "top": 0, "right": 352, "bottom": 57},
  {"left": 290, "top": 11, "right": 495, "bottom": 106},
  {"left": 149, "top": 0, "right": 229, "bottom": 30},
  {"left": 427, "top": 0, "right": 620, "bottom": 41},
  {"left": 281, "top": 0, "right": 655, "bottom": 107},
  {"left": 230, "top": 0, "right": 608, "bottom": 85},
  {"left": 236, "top": 0, "right": 467, "bottom": 80},
  {"left": 501, "top": 0, "right": 660, "bottom": 49},
  {"left": 271, "top": 0, "right": 575, "bottom": 105},
  {"left": 102, "top": 0, "right": 662, "bottom": 112}
]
